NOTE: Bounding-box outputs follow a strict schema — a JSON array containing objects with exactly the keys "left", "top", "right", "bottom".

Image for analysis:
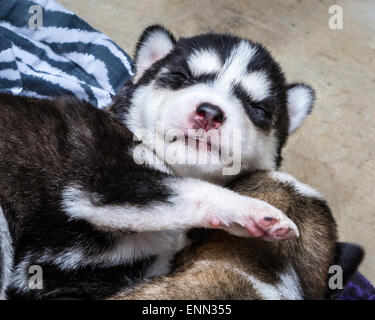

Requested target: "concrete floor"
[{"left": 60, "top": 0, "right": 375, "bottom": 284}]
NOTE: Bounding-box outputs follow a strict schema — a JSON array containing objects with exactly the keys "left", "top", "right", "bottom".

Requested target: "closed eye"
[
  {"left": 157, "top": 69, "right": 191, "bottom": 89},
  {"left": 250, "top": 104, "right": 271, "bottom": 119},
  {"left": 232, "top": 85, "right": 272, "bottom": 130},
  {"left": 170, "top": 71, "right": 189, "bottom": 80},
  {"left": 248, "top": 104, "right": 272, "bottom": 127}
]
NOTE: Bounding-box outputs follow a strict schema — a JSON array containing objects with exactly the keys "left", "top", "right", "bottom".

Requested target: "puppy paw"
[
  {"left": 207, "top": 198, "right": 299, "bottom": 241},
  {"left": 255, "top": 214, "right": 299, "bottom": 241}
]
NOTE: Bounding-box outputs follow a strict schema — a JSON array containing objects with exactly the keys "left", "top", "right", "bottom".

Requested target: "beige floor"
[{"left": 60, "top": 0, "right": 375, "bottom": 283}]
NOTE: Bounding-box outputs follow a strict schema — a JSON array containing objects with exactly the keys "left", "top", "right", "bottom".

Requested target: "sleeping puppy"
[
  {"left": 0, "top": 26, "right": 315, "bottom": 299},
  {"left": 109, "top": 171, "right": 363, "bottom": 300}
]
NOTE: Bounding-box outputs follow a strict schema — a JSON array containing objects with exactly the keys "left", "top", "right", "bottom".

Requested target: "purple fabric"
[{"left": 333, "top": 272, "right": 375, "bottom": 300}]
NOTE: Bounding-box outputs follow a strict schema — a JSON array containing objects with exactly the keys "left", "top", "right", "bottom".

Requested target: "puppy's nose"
[{"left": 195, "top": 103, "right": 225, "bottom": 130}]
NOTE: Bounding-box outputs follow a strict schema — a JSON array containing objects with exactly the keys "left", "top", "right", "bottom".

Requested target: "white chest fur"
[{"left": 107, "top": 230, "right": 188, "bottom": 277}]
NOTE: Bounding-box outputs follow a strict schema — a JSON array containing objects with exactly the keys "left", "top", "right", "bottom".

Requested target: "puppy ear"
[
  {"left": 286, "top": 83, "right": 315, "bottom": 134},
  {"left": 134, "top": 25, "right": 176, "bottom": 82}
]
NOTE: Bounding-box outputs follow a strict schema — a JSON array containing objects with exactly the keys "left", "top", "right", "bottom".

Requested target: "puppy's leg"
[{"left": 62, "top": 176, "right": 298, "bottom": 241}]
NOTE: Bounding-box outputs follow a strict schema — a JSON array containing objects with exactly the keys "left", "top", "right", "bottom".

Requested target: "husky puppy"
[{"left": 0, "top": 26, "right": 315, "bottom": 299}]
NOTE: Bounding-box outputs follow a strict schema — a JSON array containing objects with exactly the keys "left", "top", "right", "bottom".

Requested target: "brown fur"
[{"left": 108, "top": 171, "right": 337, "bottom": 300}]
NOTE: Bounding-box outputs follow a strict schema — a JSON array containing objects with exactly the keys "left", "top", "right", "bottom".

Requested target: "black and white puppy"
[{"left": 0, "top": 25, "right": 314, "bottom": 299}]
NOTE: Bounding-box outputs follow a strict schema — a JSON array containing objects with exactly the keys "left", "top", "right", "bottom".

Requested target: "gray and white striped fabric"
[{"left": 0, "top": 0, "right": 133, "bottom": 108}]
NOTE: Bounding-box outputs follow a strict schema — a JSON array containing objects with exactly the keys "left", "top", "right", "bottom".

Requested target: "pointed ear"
[
  {"left": 286, "top": 83, "right": 315, "bottom": 134},
  {"left": 133, "top": 25, "right": 176, "bottom": 83}
]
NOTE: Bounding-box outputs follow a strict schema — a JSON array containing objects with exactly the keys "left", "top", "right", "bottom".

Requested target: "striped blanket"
[{"left": 0, "top": 0, "right": 133, "bottom": 108}]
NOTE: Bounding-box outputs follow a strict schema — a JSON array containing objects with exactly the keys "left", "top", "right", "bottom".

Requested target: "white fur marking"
[
  {"left": 187, "top": 49, "right": 222, "bottom": 76},
  {"left": 197, "top": 260, "right": 302, "bottom": 300},
  {"left": 216, "top": 41, "right": 257, "bottom": 90},
  {"left": 276, "top": 266, "right": 303, "bottom": 300},
  {"left": 232, "top": 264, "right": 302, "bottom": 299},
  {"left": 270, "top": 172, "right": 323, "bottom": 199},
  {"left": 241, "top": 71, "right": 271, "bottom": 101}
]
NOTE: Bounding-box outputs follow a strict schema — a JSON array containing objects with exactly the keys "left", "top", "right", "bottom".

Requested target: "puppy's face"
[{"left": 125, "top": 26, "right": 315, "bottom": 183}]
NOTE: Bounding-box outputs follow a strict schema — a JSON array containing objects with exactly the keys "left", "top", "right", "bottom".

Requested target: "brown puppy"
[{"left": 109, "top": 171, "right": 338, "bottom": 300}]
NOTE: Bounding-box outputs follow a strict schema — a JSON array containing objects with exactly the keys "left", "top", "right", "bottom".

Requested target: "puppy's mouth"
[
  {"left": 185, "top": 135, "right": 212, "bottom": 151},
  {"left": 170, "top": 135, "right": 213, "bottom": 151}
]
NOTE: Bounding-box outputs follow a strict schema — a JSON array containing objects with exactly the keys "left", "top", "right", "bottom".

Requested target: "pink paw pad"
[
  {"left": 209, "top": 217, "right": 221, "bottom": 228},
  {"left": 274, "top": 228, "right": 289, "bottom": 237},
  {"left": 245, "top": 220, "right": 265, "bottom": 237},
  {"left": 259, "top": 217, "right": 277, "bottom": 228}
]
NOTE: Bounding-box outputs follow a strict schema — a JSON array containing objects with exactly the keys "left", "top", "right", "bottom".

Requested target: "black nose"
[{"left": 196, "top": 103, "right": 225, "bottom": 130}]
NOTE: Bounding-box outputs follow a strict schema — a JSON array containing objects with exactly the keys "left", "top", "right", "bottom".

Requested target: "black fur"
[
  {"left": 335, "top": 242, "right": 364, "bottom": 284},
  {"left": 0, "top": 94, "right": 174, "bottom": 299}
]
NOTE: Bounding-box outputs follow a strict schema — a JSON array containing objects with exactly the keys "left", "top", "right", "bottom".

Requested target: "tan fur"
[{"left": 108, "top": 171, "right": 337, "bottom": 300}]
